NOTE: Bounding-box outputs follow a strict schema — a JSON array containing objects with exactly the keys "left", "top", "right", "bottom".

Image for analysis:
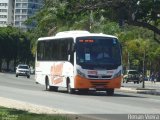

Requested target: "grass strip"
[{"left": 0, "top": 106, "right": 69, "bottom": 120}]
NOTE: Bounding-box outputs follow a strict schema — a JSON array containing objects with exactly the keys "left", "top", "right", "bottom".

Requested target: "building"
[
  {"left": 0, "top": 0, "right": 14, "bottom": 27},
  {"left": 0, "top": 0, "right": 43, "bottom": 30},
  {"left": 14, "top": 0, "right": 43, "bottom": 31}
]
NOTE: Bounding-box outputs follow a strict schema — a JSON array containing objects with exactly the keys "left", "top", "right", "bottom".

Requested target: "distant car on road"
[
  {"left": 123, "top": 70, "right": 140, "bottom": 84},
  {"left": 16, "top": 64, "right": 30, "bottom": 78}
]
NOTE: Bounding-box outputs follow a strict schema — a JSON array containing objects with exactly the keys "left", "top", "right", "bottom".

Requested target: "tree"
[
  {"left": 25, "top": 0, "right": 160, "bottom": 73},
  {"left": 0, "top": 27, "right": 33, "bottom": 71},
  {"left": 59, "top": 0, "right": 160, "bottom": 43},
  {"left": 28, "top": 0, "right": 160, "bottom": 41}
]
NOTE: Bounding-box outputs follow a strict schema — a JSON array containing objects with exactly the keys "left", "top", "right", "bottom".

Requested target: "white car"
[
  {"left": 16, "top": 64, "right": 30, "bottom": 78},
  {"left": 123, "top": 70, "right": 140, "bottom": 84}
]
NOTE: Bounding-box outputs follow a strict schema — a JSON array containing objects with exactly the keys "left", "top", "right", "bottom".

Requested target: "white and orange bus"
[{"left": 35, "top": 31, "right": 122, "bottom": 95}]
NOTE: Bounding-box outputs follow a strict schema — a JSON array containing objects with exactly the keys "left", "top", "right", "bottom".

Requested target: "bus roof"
[{"left": 38, "top": 30, "right": 117, "bottom": 41}]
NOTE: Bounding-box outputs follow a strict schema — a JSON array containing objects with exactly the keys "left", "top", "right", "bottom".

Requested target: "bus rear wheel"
[
  {"left": 45, "top": 79, "right": 51, "bottom": 91},
  {"left": 45, "top": 80, "right": 58, "bottom": 91}
]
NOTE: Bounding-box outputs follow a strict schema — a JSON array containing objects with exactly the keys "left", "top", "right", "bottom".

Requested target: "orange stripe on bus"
[
  {"left": 52, "top": 77, "right": 63, "bottom": 85},
  {"left": 74, "top": 75, "right": 122, "bottom": 89},
  {"left": 51, "top": 63, "right": 64, "bottom": 85}
]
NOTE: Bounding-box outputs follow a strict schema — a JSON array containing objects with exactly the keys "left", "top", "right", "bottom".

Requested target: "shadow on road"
[{"left": 44, "top": 89, "right": 147, "bottom": 98}]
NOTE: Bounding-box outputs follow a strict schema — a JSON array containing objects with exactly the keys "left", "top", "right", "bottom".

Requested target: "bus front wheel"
[
  {"left": 67, "top": 82, "right": 75, "bottom": 94},
  {"left": 106, "top": 89, "right": 114, "bottom": 96}
]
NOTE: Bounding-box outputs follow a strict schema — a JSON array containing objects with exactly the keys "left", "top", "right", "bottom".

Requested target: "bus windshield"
[{"left": 76, "top": 36, "right": 121, "bottom": 69}]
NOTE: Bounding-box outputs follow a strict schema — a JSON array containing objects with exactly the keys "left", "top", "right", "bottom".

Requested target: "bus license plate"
[
  {"left": 96, "top": 86, "right": 104, "bottom": 88},
  {"left": 89, "top": 88, "right": 96, "bottom": 90}
]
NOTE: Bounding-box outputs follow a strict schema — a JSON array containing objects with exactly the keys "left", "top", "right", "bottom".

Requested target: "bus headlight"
[
  {"left": 113, "top": 70, "right": 122, "bottom": 78},
  {"left": 77, "top": 69, "right": 85, "bottom": 77}
]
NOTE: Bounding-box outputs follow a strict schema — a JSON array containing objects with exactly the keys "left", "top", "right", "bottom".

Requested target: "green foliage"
[
  {"left": 0, "top": 107, "right": 69, "bottom": 120},
  {"left": 0, "top": 27, "right": 33, "bottom": 71},
  {"left": 0, "top": 0, "right": 159, "bottom": 73},
  {"left": 25, "top": 0, "right": 160, "bottom": 73}
]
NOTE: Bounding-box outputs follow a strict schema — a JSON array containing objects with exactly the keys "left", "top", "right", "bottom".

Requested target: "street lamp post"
[
  {"left": 128, "top": 51, "right": 130, "bottom": 70},
  {"left": 142, "top": 49, "right": 145, "bottom": 88}
]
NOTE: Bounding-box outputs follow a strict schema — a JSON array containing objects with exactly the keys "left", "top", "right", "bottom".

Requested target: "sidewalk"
[
  {"left": 145, "top": 81, "right": 160, "bottom": 85},
  {"left": 119, "top": 81, "right": 160, "bottom": 95},
  {"left": 119, "top": 87, "right": 160, "bottom": 95}
]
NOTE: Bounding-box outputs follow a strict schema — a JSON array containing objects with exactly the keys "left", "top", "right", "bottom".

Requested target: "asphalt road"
[{"left": 0, "top": 73, "right": 160, "bottom": 120}]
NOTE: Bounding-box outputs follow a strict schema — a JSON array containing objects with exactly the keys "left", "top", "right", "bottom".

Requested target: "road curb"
[
  {"left": 118, "top": 87, "right": 160, "bottom": 95},
  {"left": 137, "top": 89, "right": 160, "bottom": 95},
  {"left": 0, "top": 97, "right": 71, "bottom": 114},
  {"left": 0, "top": 97, "right": 101, "bottom": 120}
]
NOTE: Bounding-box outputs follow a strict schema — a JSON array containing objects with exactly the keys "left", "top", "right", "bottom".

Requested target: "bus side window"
[
  {"left": 44, "top": 41, "right": 52, "bottom": 60},
  {"left": 37, "top": 41, "right": 45, "bottom": 60},
  {"left": 67, "top": 39, "right": 74, "bottom": 64}
]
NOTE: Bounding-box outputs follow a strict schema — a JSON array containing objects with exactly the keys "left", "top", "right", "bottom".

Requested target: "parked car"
[
  {"left": 123, "top": 70, "right": 140, "bottom": 84},
  {"left": 16, "top": 64, "right": 30, "bottom": 78}
]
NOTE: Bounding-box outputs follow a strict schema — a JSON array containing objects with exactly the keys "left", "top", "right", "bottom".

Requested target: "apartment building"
[
  {"left": 0, "top": 0, "right": 43, "bottom": 30},
  {"left": 14, "top": 0, "right": 43, "bottom": 30},
  {"left": 0, "top": 0, "right": 14, "bottom": 27}
]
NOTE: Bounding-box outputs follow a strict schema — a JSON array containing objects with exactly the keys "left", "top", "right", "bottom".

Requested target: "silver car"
[
  {"left": 16, "top": 64, "right": 30, "bottom": 78},
  {"left": 123, "top": 70, "right": 140, "bottom": 84}
]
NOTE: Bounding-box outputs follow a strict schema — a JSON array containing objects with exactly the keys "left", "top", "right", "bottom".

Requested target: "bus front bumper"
[{"left": 74, "top": 75, "right": 122, "bottom": 90}]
